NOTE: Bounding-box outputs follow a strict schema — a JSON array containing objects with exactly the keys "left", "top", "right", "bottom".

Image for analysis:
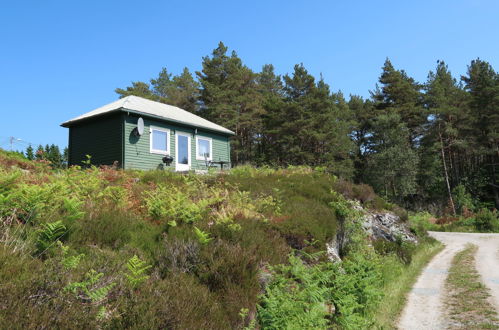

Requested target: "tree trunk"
[{"left": 439, "top": 131, "right": 456, "bottom": 215}]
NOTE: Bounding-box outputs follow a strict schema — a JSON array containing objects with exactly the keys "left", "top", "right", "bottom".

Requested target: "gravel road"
[{"left": 398, "top": 231, "right": 499, "bottom": 329}]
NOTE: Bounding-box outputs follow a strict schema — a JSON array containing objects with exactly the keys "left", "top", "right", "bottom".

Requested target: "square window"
[
  {"left": 196, "top": 137, "right": 212, "bottom": 160},
  {"left": 150, "top": 127, "right": 169, "bottom": 154}
]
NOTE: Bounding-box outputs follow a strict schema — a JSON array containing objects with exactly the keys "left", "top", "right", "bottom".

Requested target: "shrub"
[
  {"left": 113, "top": 273, "right": 230, "bottom": 329},
  {"left": 198, "top": 240, "right": 260, "bottom": 327},
  {"left": 373, "top": 238, "right": 416, "bottom": 265},
  {"left": 352, "top": 184, "right": 376, "bottom": 204},
  {"left": 156, "top": 236, "right": 200, "bottom": 277},
  {"left": 210, "top": 218, "right": 290, "bottom": 266},
  {"left": 452, "top": 184, "right": 476, "bottom": 214},
  {"left": 392, "top": 206, "right": 409, "bottom": 222},
  {"left": 69, "top": 209, "right": 133, "bottom": 248},
  {"left": 474, "top": 209, "right": 499, "bottom": 232}
]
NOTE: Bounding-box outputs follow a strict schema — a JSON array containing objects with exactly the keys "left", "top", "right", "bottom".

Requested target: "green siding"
[
  {"left": 124, "top": 114, "right": 231, "bottom": 171},
  {"left": 69, "top": 114, "right": 123, "bottom": 167}
]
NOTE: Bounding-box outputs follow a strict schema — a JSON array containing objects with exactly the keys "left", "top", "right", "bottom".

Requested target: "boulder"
[
  {"left": 361, "top": 209, "right": 417, "bottom": 243},
  {"left": 326, "top": 203, "right": 417, "bottom": 262}
]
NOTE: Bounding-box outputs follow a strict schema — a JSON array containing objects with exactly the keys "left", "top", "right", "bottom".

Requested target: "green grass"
[
  {"left": 445, "top": 244, "right": 499, "bottom": 329},
  {"left": 373, "top": 238, "right": 444, "bottom": 329}
]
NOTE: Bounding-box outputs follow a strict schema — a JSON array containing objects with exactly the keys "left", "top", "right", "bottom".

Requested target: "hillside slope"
[{"left": 0, "top": 151, "right": 438, "bottom": 329}]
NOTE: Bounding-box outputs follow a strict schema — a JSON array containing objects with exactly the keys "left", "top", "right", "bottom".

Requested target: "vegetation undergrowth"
[
  {"left": 0, "top": 152, "right": 437, "bottom": 328},
  {"left": 410, "top": 210, "right": 499, "bottom": 233},
  {"left": 445, "top": 244, "right": 499, "bottom": 328}
]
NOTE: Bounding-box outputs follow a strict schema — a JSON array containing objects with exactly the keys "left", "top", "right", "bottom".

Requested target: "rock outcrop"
[
  {"left": 361, "top": 209, "right": 417, "bottom": 243},
  {"left": 327, "top": 203, "right": 417, "bottom": 262}
]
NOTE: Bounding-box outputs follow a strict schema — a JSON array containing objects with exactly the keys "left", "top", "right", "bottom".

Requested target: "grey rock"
[{"left": 362, "top": 208, "right": 417, "bottom": 243}]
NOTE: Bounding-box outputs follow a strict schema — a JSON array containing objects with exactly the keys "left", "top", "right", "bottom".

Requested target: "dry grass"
[{"left": 445, "top": 244, "right": 499, "bottom": 329}]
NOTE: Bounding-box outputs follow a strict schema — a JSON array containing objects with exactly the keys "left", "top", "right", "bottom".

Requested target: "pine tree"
[
  {"left": 349, "top": 96, "right": 375, "bottom": 181},
  {"left": 115, "top": 81, "right": 157, "bottom": 100},
  {"left": 168, "top": 67, "right": 200, "bottom": 113},
  {"left": 462, "top": 59, "right": 499, "bottom": 207},
  {"left": 25, "top": 145, "right": 34, "bottom": 160},
  {"left": 365, "top": 113, "right": 419, "bottom": 200},
  {"left": 197, "top": 42, "right": 264, "bottom": 164},
  {"left": 257, "top": 64, "right": 285, "bottom": 165},
  {"left": 373, "top": 59, "right": 425, "bottom": 147},
  {"left": 422, "top": 61, "right": 468, "bottom": 213},
  {"left": 116, "top": 68, "right": 200, "bottom": 113},
  {"left": 63, "top": 147, "right": 69, "bottom": 168},
  {"left": 35, "top": 145, "right": 44, "bottom": 160},
  {"left": 273, "top": 64, "right": 354, "bottom": 176},
  {"left": 47, "top": 144, "right": 63, "bottom": 168}
]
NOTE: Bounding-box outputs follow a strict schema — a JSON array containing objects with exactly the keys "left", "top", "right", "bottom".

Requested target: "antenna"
[
  {"left": 4, "top": 136, "right": 31, "bottom": 151},
  {"left": 10, "top": 137, "right": 21, "bottom": 151}
]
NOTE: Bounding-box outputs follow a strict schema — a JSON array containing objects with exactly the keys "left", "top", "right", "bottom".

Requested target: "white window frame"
[
  {"left": 149, "top": 126, "right": 170, "bottom": 155},
  {"left": 196, "top": 136, "right": 213, "bottom": 161}
]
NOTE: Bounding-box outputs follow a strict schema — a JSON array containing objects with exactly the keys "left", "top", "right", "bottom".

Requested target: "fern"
[
  {"left": 62, "top": 254, "right": 85, "bottom": 269},
  {"left": 96, "top": 306, "right": 107, "bottom": 320},
  {"left": 65, "top": 269, "right": 115, "bottom": 303},
  {"left": 58, "top": 241, "right": 85, "bottom": 269},
  {"left": 88, "top": 283, "right": 116, "bottom": 302},
  {"left": 125, "top": 255, "right": 152, "bottom": 288},
  {"left": 36, "top": 220, "right": 67, "bottom": 255},
  {"left": 62, "top": 197, "right": 85, "bottom": 222},
  {"left": 193, "top": 226, "right": 213, "bottom": 245}
]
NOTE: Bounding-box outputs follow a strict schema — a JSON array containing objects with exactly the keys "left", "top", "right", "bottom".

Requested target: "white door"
[{"left": 175, "top": 132, "right": 191, "bottom": 171}]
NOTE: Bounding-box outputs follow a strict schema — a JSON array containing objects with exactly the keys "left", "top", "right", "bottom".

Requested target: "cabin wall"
[
  {"left": 123, "top": 113, "right": 231, "bottom": 171},
  {"left": 68, "top": 113, "right": 123, "bottom": 167}
]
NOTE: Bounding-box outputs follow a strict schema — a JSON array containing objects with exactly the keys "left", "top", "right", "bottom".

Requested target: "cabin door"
[{"left": 175, "top": 132, "right": 191, "bottom": 171}]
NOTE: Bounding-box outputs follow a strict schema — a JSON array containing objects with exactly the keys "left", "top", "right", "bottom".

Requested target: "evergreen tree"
[
  {"left": 47, "top": 144, "right": 63, "bottom": 168},
  {"left": 197, "top": 42, "right": 264, "bottom": 164},
  {"left": 349, "top": 96, "right": 375, "bottom": 181},
  {"left": 365, "top": 113, "right": 419, "bottom": 200},
  {"left": 35, "top": 145, "right": 44, "bottom": 160},
  {"left": 462, "top": 59, "right": 499, "bottom": 207},
  {"left": 168, "top": 67, "right": 200, "bottom": 113},
  {"left": 116, "top": 68, "right": 200, "bottom": 113},
  {"left": 422, "top": 61, "right": 468, "bottom": 213},
  {"left": 257, "top": 64, "right": 285, "bottom": 165},
  {"left": 274, "top": 64, "right": 354, "bottom": 176},
  {"left": 372, "top": 59, "right": 425, "bottom": 146},
  {"left": 115, "top": 81, "right": 156, "bottom": 100},
  {"left": 63, "top": 147, "right": 69, "bottom": 168},
  {"left": 25, "top": 145, "right": 34, "bottom": 160}
]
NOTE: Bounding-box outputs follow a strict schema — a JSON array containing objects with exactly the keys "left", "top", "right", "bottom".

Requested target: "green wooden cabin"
[{"left": 61, "top": 96, "right": 234, "bottom": 171}]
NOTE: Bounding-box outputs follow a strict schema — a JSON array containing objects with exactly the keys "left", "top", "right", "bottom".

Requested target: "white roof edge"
[{"left": 60, "top": 96, "right": 235, "bottom": 135}]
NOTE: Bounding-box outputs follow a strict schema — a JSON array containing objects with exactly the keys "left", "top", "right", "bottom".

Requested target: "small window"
[
  {"left": 196, "top": 136, "right": 212, "bottom": 160},
  {"left": 150, "top": 127, "right": 170, "bottom": 155}
]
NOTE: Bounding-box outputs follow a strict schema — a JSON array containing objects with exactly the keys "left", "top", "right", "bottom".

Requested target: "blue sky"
[{"left": 1, "top": 0, "right": 498, "bottom": 150}]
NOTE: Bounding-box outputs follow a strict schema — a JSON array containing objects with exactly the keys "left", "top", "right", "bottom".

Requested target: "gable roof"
[{"left": 61, "top": 95, "right": 235, "bottom": 135}]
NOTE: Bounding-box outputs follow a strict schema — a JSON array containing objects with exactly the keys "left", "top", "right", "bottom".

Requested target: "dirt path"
[{"left": 398, "top": 232, "right": 499, "bottom": 329}]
